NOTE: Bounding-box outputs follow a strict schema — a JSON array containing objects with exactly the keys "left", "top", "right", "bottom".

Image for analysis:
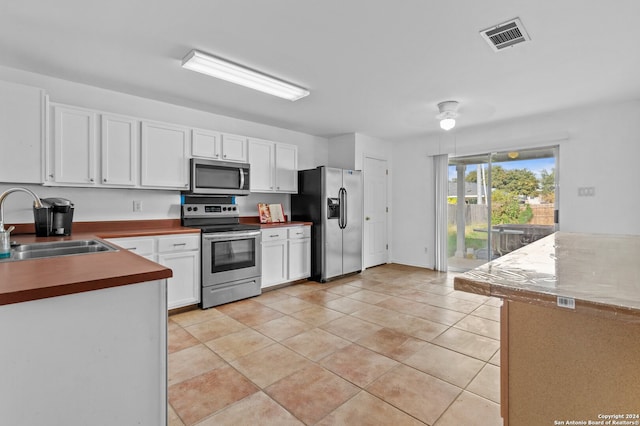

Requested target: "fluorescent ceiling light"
[{"left": 182, "top": 50, "right": 310, "bottom": 101}]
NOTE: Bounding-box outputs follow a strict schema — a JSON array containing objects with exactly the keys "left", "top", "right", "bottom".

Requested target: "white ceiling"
[{"left": 2, "top": 1, "right": 640, "bottom": 141}]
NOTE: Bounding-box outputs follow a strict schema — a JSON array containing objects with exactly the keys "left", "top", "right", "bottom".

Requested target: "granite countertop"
[
  {"left": 454, "top": 232, "right": 640, "bottom": 320},
  {"left": 0, "top": 220, "right": 200, "bottom": 306}
]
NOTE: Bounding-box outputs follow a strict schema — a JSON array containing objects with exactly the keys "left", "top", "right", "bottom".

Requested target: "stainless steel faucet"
[{"left": 0, "top": 187, "right": 44, "bottom": 232}]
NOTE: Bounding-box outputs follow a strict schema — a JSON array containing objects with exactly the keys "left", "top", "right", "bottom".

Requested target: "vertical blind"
[{"left": 433, "top": 154, "right": 449, "bottom": 271}]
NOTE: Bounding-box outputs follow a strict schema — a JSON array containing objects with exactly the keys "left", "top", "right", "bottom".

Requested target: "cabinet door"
[
  {"left": 261, "top": 240, "right": 288, "bottom": 288},
  {"left": 221, "top": 133, "right": 247, "bottom": 162},
  {"left": 288, "top": 237, "right": 311, "bottom": 281},
  {"left": 275, "top": 143, "right": 298, "bottom": 193},
  {"left": 101, "top": 114, "right": 138, "bottom": 186},
  {"left": 159, "top": 250, "right": 200, "bottom": 309},
  {"left": 52, "top": 105, "right": 96, "bottom": 185},
  {"left": 0, "top": 80, "right": 44, "bottom": 183},
  {"left": 141, "top": 121, "right": 189, "bottom": 189},
  {"left": 191, "top": 128, "right": 221, "bottom": 159},
  {"left": 248, "top": 138, "right": 275, "bottom": 192}
]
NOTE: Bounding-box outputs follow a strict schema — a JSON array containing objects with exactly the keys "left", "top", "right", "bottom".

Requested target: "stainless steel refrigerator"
[{"left": 291, "top": 166, "right": 363, "bottom": 282}]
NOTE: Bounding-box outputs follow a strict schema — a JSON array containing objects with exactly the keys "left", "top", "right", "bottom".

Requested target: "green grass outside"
[{"left": 447, "top": 224, "right": 488, "bottom": 257}]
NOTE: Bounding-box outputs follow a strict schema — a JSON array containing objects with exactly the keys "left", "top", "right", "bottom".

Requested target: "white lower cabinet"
[
  {"left": 261, "top": 226, "right": 310, "bottom": 288},
  {"left": 288, "top": 227, "right": 311, "bottom": 281},
  {"left": 105, "top": 234, "right": 200, "bottom": 309},
  {"left": 261, "top": 229, "right": 288, "bottom": 288}
]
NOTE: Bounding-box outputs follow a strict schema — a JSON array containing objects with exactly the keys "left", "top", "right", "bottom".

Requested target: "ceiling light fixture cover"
[
  {"left": 437, "top": 101, "right": 459, "bottom": 131},
  {"left": 182, "top": 50, "right": 310, "bottom": 101}
]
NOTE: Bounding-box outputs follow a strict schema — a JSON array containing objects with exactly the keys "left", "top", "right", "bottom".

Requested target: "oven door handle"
[{"left": 203, "top": 231, "right": 261, "bottom": 241}]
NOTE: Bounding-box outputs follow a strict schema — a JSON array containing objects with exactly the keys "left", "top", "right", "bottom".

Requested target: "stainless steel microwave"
[{"left": 186, "top": 158, "right": 251, "bottom": 195}]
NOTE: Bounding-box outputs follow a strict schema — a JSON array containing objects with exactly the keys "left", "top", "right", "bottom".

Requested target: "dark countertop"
[
  {"left": 257, "top": 221, "right": 313, "bottom": 229},
  {"left": 454, "top": 232, "right": 640, "bottom": 321},
  {"left": 0, "top": 220, "right": 200, "bottom": 306}
]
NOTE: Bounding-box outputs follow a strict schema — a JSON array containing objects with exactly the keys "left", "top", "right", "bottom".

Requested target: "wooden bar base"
[{"left": 502, "top": 300, "right": 640, "bottom": 425}]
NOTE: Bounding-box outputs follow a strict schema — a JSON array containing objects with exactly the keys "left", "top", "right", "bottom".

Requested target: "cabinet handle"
[
  {"left": 103, "top": 178, "right": 107, "bottom": 183},
  {"left": 214, "top": 154, "right": 219, "bottom": 158},
  {"left": 173, "top": 243, "right": 187, "bottom": 247},
  {"left": 223, "top": 154, "right": 227, "bottom": 158},
  {"left": 269, "top": 234, "right": 279, "bottom": 238},
  {"left": 277, "top": 186, "right": 280, "bottom": 190},
  {"left": 49, "top": 174, "right": 54, "bottom": 179},
  {"left": 89, "top": 178, "right": 94, "bottom": 182},
  {"left": 126, "top": 247, "right": 137, "bottom": 250}
]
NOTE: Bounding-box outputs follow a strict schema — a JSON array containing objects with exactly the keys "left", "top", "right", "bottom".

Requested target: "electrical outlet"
[
  {"left": 133, "top": 200, "right": 142, "bottom": 212},
  {"left": 577, "top": 187, "right": 595, "bottom": 197}
]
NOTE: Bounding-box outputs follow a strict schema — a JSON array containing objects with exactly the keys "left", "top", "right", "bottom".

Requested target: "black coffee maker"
[{"left": 33, "top": 198, "right": 75, "bottom": 237}]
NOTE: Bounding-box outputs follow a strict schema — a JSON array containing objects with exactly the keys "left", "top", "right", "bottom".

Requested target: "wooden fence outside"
[
  {"left": 448, "top": 203, "right": 555, "bottom": 225},
  {"left": 528, "top": 204, "right": 555, "bottom": 225}
]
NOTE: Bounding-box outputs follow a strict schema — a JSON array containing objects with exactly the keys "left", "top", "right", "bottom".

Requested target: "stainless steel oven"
[
  {"left": 201, "top": 229, "right": 261, "bottom": 308},
  {"left": 182, "top": 196, "right": 262, "bottom": 309}
]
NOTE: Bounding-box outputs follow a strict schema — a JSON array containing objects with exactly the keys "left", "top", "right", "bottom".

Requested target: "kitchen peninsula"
[
  {"left": 0, "top": 220, "right": 197, "bottom": 426},
  {"left": 454, "top": 232, "right": 640, "bottom": 425}
]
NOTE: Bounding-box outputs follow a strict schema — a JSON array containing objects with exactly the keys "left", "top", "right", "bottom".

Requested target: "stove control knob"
[
  {"left": 232, "top": 206, "right": 237, "bottom": 211},
  {"left": 187, "top": 207, "right": 192, "bottom": 211},
  {"left": 193, "top": 207, "right": 198, "bottom": 212},
  {"left": 222, "top": 207, "right": 227, "bottom": 211}
]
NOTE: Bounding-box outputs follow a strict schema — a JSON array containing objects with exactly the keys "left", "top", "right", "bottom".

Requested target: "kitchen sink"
[{"left": 2, "top": 239, "right": 118, "bottom": 262}]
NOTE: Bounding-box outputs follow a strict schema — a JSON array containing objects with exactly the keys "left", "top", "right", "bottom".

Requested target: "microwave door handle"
[{"left": 239, "top": 168, "right": 245, "bottom": 190}]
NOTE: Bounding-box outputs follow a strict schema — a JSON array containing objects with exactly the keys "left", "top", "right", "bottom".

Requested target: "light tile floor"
[{"left": 168, "top": 264, "right": 503, "bottom": 426}]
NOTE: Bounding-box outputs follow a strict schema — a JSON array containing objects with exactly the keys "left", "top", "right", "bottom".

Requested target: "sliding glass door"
[{"left": 448, "top": 146, "right": 557, "bottom": 272}]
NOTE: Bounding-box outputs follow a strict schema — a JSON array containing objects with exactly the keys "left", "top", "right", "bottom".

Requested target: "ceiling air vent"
[{"left": 481, "top": 18, "right": 530, "bottom": 52}]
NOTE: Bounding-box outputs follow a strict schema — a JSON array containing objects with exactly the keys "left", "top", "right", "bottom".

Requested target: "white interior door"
[{"left": 363, "top": 156, "right": 388, "bottom": 268}]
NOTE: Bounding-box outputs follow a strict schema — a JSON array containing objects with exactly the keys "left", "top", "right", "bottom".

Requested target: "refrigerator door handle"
[
  {"left": 338, "top": 188, "right": 344, "bottom": 229},
  {"left": 338, "top": 187, "right": 347, "bottom": 229},
  {"left": 342, "top": 187, "right": 348, "bottom": 229}
]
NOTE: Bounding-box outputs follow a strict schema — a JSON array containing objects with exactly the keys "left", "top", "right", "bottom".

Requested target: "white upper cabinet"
[
  {"left": 101, "top": 114, "right": 138, "bottom": 186},
  {"left": 49, "top": 104, "right": 97, "bottom": 185},
  {"left": 0, "top": 80, "right": 45, "bottom": 184},
  {"left": 247, "top": 138, "right": 298, "bottom": 193},
  {"left": 248, "top": 138, "right": 275, "bottom": 192},
  {"left": 275, "top": 143, "right": 298, "bottom": 193},
  {"left": 192, "top": 129, "right": 247, "bottom": 163},
  {"left": 141, "top": 121, "right": 189, "bottom": 189},
  {"left": 191, "top": 128, "right": 221, "bottom": 159},
  {"left": 221, "top": 133, "right": 248, "bottom": 162}
]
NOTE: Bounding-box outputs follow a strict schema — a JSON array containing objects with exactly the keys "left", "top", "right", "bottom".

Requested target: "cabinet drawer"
[
  {"left": 106, "top": 237, "right": 155, "bottom": 256},
  {"left": 261, "top": 229, "right": 287, "bottom": 242},
  {"left": 157, "top": 235, "right": 200, "bottom": 253},
  {"left": 288, "top": 226, "right": 310, "bottom": 239}
]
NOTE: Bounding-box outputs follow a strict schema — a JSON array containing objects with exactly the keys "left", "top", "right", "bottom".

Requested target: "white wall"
[
  {"left": 327, "top": 134, "right": 356, "bottom": 169},
  {"left": 0, "top": 66, "right": 329, "bottom": 223},
  {"left": 392, "top": 99, "right": 640, "bottom": 268}
]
